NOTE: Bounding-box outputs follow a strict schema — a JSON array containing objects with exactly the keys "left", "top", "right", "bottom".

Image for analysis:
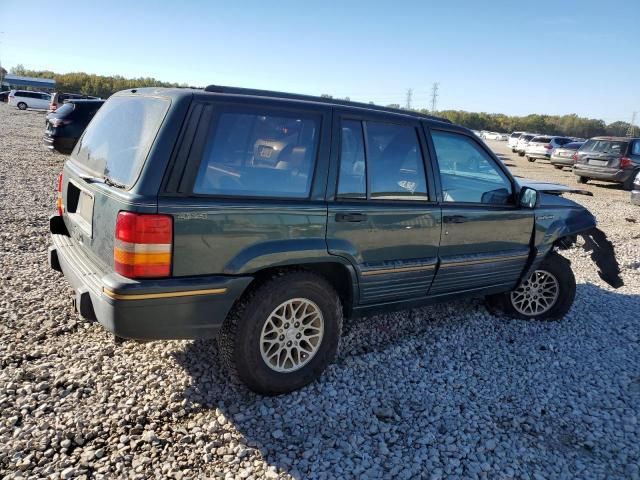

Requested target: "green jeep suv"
[{"left": 49, "top": 86, "right": 605, "bottom": 394}]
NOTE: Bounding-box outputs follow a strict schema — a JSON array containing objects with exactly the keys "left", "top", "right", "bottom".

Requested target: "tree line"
[
  {"left": 9, "top": 65, "right": 191, "bottom": 99},
  {"left": 9, "top": 66, "right": 634, "bottom": 137}
]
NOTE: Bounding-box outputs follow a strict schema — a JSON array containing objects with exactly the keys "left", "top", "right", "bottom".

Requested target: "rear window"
[
  {"left": 521, "top": 135, "right": 535, "bottom": 141},
  {"left": 563, "top": 142, "right": 584, "bottom": 150},
  {"left": 581, "top": 139, "right": 628, "bottom": 155},
  {"left": 193, "top": 109, "right": 320, "bottom": 198},
  {"left": 510, "top": 132, "right": 522, "bottom": 138},
  {"left": 54, "top": 103, "right": 75, "bottom": 116},
  {"left": 531, "top": 136, "right": 551, "bottom": 143},
  {"left": 71, "top": 96, "right": 169, "bottom": 188}
]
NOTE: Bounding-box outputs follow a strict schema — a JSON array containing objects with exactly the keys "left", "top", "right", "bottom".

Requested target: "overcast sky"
[{"left": 2, "top": 0, "right": 638, "bottom": 123}]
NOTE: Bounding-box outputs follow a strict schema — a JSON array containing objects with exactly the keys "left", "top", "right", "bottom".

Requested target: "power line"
[
  {"left": 430, "top": 82, "right": 439, "bottom": 113},
  {"left": 626, "top": 112, "right": 638, "bottom": 137}
]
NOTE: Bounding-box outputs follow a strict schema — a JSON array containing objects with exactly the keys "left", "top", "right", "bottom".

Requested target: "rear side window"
[
  {"left": 72, "top": 96, "right": 169, "bottom": 188},
  {"left": 532, "top": 136, "right": 551, "bottom": 143},
  {"left": 193, "top": 110, "right": 320, "bottom": 198},
  {"left": 581, "top": 139, "right": 628, "bottom": 155},
  {"left": 337, "top": 120, "right": 428, "bottom": 201}
]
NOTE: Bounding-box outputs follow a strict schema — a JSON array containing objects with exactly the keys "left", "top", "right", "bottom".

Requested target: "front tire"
[
  {"left": 527, "top": 156, "right": 536, "bottom": 162},
  {"left": 218, "top": 271, "right": 342, "bottom": 395},
  {"left": 623, "top": 171, "right": 638, "bottom": 191},
  {"left": 554, "top": 165, "right": 563, "bottom": 170},
  {"left": 518, "top": 151, "right": 525, "bottom": 157},
  {"left": 17, "top": 102, "right": 27, "bottom": 110},
  {"left": 486, "top": 252, "right": 576, "bottom": 321}
]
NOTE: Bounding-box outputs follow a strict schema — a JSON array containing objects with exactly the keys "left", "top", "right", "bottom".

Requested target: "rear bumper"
[
  {"left": 631, "top": 190, "right": 640, "bottom": 205},
  {"left": 49, "top": 216, "right": 252, "bottom": 340},
  {"left": 573, "top": 166, "right": 633, "bottom": 183},
  {"left": 550, "top": 156, "right": 574, "bottom": 166},
  {"left": 43, "top": 134, "right": 76, "bottom": 154},
  {"left": 526, "top": 152, "right": 551, "bottom": 159}
]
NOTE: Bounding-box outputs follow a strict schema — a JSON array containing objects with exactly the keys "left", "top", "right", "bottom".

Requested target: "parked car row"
[
  {"left": 509, "top": 130, "right": 640, "bottom": 202},
  {"left": 473, "top": 130, "right": 508, "bottom": 141}
]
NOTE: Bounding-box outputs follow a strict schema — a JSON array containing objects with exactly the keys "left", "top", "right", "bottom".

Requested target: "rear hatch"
[
  {"left": 60, "top": 94, "right": 172, "bottom": 271},
  {"left": 527, "top": 137, "right": 552, "bottom": 154},
  {"left": 577, "top": 139, "right": 629, "bottom": 169}
]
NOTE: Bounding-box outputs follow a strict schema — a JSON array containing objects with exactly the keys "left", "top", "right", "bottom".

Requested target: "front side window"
[
  {"left": 431, "top": 131, "right": 513, "bottom": 204},
  {"left": 194, "top": 111, "right": 319, "bottom": 198}
]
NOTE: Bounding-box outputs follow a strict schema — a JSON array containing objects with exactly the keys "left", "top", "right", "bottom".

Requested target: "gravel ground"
[{"left": 0, "top": 104, "right": 639, "bottom": 479}]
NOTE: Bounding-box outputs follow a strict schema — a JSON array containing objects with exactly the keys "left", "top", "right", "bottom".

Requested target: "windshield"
[
  {"left": 581, "top": 139, "right": 628, "bottom": 155},
  {"left": 71, "top": 95, "right": 169, "bottom": 188}
]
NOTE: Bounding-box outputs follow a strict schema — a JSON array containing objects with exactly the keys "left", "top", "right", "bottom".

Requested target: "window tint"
[
  {"left": 432, "top": 131, "right": 513, "bottom": 205},
  {"left": 531, "top": 136, "right": 551, "bottom": 143},
  {"left": 366, "top": 122, "right": 428, "bottom": 200},
  {"left": 73, "top": 96, "right": 169, "bottom": 188},
  {"left": 582, "top": 139, "right": 628, "bottom": 155},
  {"left": 194, "top": 111, "right": 319, "bottom": 198},
  {"left": 632, "top": 141, "right": 640, "bottom": 156},
  {"left": 337, "top": 120, "right": 366, "bottom": 199}
]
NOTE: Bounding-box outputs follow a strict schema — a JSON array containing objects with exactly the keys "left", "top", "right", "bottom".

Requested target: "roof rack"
[{"left": 204, "top": 85, "right": 451, "bottom": 123}]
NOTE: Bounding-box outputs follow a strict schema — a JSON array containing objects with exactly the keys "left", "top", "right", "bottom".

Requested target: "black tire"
[
  {"left": 527, "top": 156, "right": 536, "bottom": 162},
  {"left": 622, "top": 171, "right": 638, "bottom": 191},
  {"left": 554, "top": 165, "right": 563, "bottom": 170},
  {"left": 17, "top": 102, "right": 27, "bottom": 110},
  {"left": 577, "top": 176, "right": 588, "bottom": 184},
  {"left": 218, "top": 271, "right": 342, "bottom": 395},
  {"left": 486, "top": 252, "right": 576, "bottom": 321},
  {"left": 518, "top": 151, "right": 525, "bottom": 157}
]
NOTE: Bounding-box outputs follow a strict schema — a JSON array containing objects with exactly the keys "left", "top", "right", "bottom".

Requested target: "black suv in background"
[
  {"left": 574, "top": 137, "right": 640, "bottom": 190},
  {"left": 43, "top": 99, "right": 105, "bottom": 154}
]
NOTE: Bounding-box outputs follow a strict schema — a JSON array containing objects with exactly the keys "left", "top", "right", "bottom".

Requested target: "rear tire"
[
  {"left": 218, "top": 271, "right": 342, "bottom": 395},
  {"left": 518, "top": 152, "right": 525, "bottom": 157},
  {"left": 623, "top": 171, "right": 638, "bottom": 191},
  {"left": 486, "top": 252, "right": 576, "bottom": 321},
  {"left": 527, "top": 156, "right": 536, "bottom": 162},
  {"left": 17, "top": 102, "right": 27, "bottom": 110},
  {"left": 577, "top": 176, "right": 589, "bottom": 184},
  {"left": 554, "top": 165, "right": 563, "bottom": 170}
]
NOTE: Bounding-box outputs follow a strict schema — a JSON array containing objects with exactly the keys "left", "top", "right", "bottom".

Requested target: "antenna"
[
  {"left": 405, "top": 88, "right": 413, "bottom": 110},
  {"left": 430, "top": 82, "right": 439, "bottom": 113},
  {"left": 626, "top": 112, "right": 638, "bottom": 137}
]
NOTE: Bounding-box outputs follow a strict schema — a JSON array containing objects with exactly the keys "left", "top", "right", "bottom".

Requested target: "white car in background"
[
  {"left": 8, "top": 90, "right": 52, "bottom": 110},
  {"left": 508, "top": 131, "right": 526, "bottom": 151},
  {"left": 525, "top": 135, "right": 574, "bottom": 162}
]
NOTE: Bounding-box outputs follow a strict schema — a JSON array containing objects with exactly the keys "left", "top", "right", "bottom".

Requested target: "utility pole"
[
  {"left": 405, "top": 88, "right": 413, "bottom": 110},
  {"left": 626, "top": 112, "right": 638, "bottom": 137},
  {"left": 430, "top": 82, "right": 439, "bottom": 114},
  {"left": 0, "top": 32, "right": 5, "bottom": 89}
]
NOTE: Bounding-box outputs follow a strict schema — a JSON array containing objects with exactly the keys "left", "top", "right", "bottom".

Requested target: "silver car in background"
[
  {"left": 550, "top": 141, "right": 585, "bottom": 169},
  {"left": 525, "top": 136, "right": 574, "bottom": 162}
]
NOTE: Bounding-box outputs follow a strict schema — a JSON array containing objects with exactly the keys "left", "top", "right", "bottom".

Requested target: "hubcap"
[
  {"left": 510, "top": 270, "right": 560, "bottom": 316},
  {"left": 259, "top": 298, "right": 324, "bottom": 373}
]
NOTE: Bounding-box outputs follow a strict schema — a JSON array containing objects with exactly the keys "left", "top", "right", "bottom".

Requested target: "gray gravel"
[{"left": 1, "top": 104, "right": 639, "bottom": 479}]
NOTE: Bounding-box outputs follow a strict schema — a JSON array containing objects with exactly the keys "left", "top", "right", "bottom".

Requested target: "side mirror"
[{"left": 519, "top": 186, "right": 539, "bottom": 209}]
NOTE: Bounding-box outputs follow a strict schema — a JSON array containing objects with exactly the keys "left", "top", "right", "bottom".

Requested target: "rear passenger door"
[
  {"left": 326, "top": 110, "right": 441, "bottom": 305},
  {"left": 426, "top": 128, "right": 534, "bottom": 297}
]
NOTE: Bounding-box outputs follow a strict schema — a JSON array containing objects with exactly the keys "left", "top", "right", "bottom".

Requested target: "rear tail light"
[
  {"left": 572, "top": 153, "right": 579, "bottom": 163},
  {"left": 620, "top": 157, "right": 632, "bottom": 168},
  {"left": 49, "top": 118, "right": 70, "bottom": 127},
  {"left": 56, "top": 173, "right": 64, "bottom": 216},
  {"left": 114, "top": 212, "right": 173, "bottom": 278}
]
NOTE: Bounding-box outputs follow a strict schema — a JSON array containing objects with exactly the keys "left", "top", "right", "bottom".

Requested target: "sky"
[{"left": 1, "top": 0, "right": 638, "bottom": 123}]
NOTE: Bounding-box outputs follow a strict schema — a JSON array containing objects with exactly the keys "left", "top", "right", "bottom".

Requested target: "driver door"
[{"left": 426, "top": 128, "right": 534, "bottom": 297}]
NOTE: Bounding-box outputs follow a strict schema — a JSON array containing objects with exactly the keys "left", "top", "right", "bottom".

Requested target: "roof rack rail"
[{"left": 203, "top": 85, "right": 451, "bottom": 123}]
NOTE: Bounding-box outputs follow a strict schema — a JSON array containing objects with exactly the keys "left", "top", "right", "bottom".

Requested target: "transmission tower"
[
  {"left": 405, "top": 88, "right": 413, "bottom": 110},
  {"left": 430, "top": 82, "right": 439, "bottom": 113},
  {"left": 626, "top": 112, "right": 638, "bottom": 137}
]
